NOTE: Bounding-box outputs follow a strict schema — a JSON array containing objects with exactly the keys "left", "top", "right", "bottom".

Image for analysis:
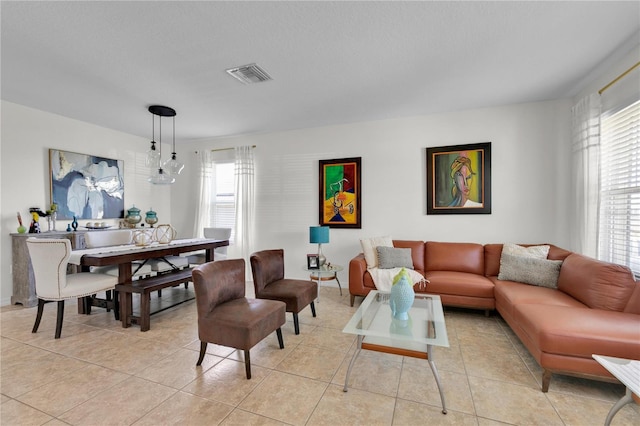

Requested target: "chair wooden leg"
[
  {"left": 350, "top": 294, "right": 355, "bottom": 307},
  {"left": 32, "top": 299, "right": 46, "bottom": 333},
  {"left": 106, "top": 290, "right": 112, "bottom": 312},
  {"left": 310, "top": 301, "right": 316, "bottom": 317},
  {"left": 55, "top": 300, "right": 65, "bottom": 339},
  {"left": 113, "top": 290, "right": 120, "bottom": 321},
  {"left": 83, "top": 296, "right": 92, "bottom": 314},
  {"left": 244, "top": 350, "right": 251, "bottom": 379},
  {"left": 196, "top": 341, "right": 207, "bottom": 366},
  {"left": 276, "top": 328, "right": 284, "bottom": 349},
  {"left": 293, "top": 313, "right": 300, "bottom": 335}
]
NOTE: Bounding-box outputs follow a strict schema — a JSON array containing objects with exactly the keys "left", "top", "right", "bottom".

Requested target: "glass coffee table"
[{"left": 342, "top": 290, "right": 450, "bottom": 414}]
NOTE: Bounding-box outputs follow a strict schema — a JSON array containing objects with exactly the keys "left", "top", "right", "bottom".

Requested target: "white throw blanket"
[{"left": 368, "top": 267, "right": 427, "bottom": 292}]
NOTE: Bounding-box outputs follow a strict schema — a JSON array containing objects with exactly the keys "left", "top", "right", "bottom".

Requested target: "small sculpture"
[
  {"left": 16, "top": 212, "right": 26, "bottom": 234},
  {"left": 28, "top": 212, "right": 41, "bottom": 234}
]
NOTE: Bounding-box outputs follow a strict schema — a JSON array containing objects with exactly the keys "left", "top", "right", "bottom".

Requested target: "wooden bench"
[{"left": 115, "top": 268, "right": 193, "bottom": 331}]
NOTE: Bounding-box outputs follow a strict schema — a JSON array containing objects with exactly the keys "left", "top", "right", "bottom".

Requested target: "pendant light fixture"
[
  {"left": 163, "top": 114, "right": 184, "bottom": 175},
  {"left": 145, "top": 113, "right": 161, "bottom": 168},
  {"left": 147, "top": 105, "right": 179, "bottom": 185}
]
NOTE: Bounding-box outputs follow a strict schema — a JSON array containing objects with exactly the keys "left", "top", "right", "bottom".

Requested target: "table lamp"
[{"left": 309, "top": 226, "right": 330, "bottom": 267}]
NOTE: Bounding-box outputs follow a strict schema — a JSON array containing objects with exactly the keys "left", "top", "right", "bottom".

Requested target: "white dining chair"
[
  {"left": 26, "top": 238, "right": 118, "bottom": 338},
  {"left": 84, "top": 230, "right": 153, "bottom": 277},
  {"left": 187, "top": 227, "right": 232, "bottom": 264}
]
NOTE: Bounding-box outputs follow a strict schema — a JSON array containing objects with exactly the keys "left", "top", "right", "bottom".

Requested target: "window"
[
  {"left": 598, "top": 99, "right": 640, "bottom": 274},
  {"left": 209, "top": 162, "right": 236, "bottom": 243}
]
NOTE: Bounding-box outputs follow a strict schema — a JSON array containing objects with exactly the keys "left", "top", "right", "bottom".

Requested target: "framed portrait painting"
[
  {"left": 319, "top": 157, "right": 361, "bottom": 228},
  {"left": 49, "top": 149, "right": 125, "bottom": 220},
  {"left": 426, "top": 142, "right": 491, "bottom": 215}
]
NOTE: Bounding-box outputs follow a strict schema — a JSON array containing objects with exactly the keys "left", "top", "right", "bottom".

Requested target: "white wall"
[
  {"left": 0, "top": 98, "right": 574, "bottom": 306},
  {"left": 177, "top": 99, "right": 573, "bottom": 282},
  {"left": 0, "top": 102, "right": 175, "bottom": 305}
]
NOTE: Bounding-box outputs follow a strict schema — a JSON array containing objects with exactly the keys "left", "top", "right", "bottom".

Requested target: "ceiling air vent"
[{"left": 225, "top": 63, "right": 272, "bottom": 84}]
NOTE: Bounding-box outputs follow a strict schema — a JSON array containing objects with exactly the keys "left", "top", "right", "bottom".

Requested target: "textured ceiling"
[{"left": 2, "top": 1, "right": 639, "bottom": 143}]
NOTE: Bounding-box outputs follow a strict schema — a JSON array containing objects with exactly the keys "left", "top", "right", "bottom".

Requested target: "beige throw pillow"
[
  {"left": 502, "top": 243, "right": 550, "bottom": 259},
  {"left": 360, "top": 236, "right": 393, "bottom": 269},
  {"left": 498, "top": 254, "right": 563, "bottom": 288}
]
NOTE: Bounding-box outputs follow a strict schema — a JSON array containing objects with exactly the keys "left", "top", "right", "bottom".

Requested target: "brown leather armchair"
[
  {"left": 250, "top": 249, "right": 317, "bottom": 335},
  {"left": 192, "top": 259, "right": 285, "bottom": 379}
]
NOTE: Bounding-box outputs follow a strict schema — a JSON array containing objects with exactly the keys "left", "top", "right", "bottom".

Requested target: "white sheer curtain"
[
  {"left": 233, "top": 146, "right": 255, "bottom": 269},
  {"left": 570, "top": 93, "right": 601, "bottom": 257},
  {"left": 193, "top": 150, "right": 214, "bottom": 238}
]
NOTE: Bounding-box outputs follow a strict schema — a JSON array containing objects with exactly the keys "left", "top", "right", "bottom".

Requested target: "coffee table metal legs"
[
  {"left": 343, "top": 335, "right": 363, "bottom": 392},
  {"left": 427, "top": 344, "right": 447, "bottom": 414},
  {"left": 343, "top": 335, "right": 447, "bottom": 415},
  {"left": 605, "top": 387, "right": 634, "bottom": 426}
]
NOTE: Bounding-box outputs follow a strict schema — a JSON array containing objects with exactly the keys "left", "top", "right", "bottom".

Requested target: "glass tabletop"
[
  {"left": 302, "top": 264, "right": 343, "bottom": 273},
  {"left": 343, "top": 290, "right": 449, "bottom": 349}
]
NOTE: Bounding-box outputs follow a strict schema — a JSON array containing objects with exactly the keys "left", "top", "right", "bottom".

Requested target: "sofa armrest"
[{"left": 349, "top": 254, "right": 369, "bottom": 304}]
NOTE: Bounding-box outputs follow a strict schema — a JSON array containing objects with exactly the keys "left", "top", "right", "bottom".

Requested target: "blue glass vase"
[{"left": 389, "top": 268, "right": 415, "bottom": 320}]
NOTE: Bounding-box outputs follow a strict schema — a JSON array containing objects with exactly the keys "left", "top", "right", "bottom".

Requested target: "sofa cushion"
[
  {"left": 558, "top": 253, "right": 637, "bottom": 312},
  {"left": 360, "top": 236, "right": 393, "bottom": 269},
  {"left": 376, "top": 246, "right": 413, "bottom": 269},
  {"left": 493, "top": 278, "right": 586, "bottom": 323},
  {"left": 513, "top": 303, "right": 640, "bottom": 361},
  {"left": 425, "top": 271, "right": 494, "bottom": 298},
  {"left": 498, "top": 254, "right": 563, "bottom": 288},
  {"left": 425, "top": 242, "right": 484, "bottom": 275}
]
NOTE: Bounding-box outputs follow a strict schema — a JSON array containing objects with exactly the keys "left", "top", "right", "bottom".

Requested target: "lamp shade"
[{"left": 309, "top": 226, "right": 329, "bottom": 244}]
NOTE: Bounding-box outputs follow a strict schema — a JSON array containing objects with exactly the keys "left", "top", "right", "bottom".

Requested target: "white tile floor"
[{"left": 2, "top": 285, "right": 638, "bottom": 425}]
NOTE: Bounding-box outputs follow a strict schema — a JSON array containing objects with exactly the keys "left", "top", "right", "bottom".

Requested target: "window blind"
[
  {"left": 209, "top": 162, "right": 236, "bottom": 243},
  {"left": 598, "top": 99, "right": 640, "bottom": 274}
]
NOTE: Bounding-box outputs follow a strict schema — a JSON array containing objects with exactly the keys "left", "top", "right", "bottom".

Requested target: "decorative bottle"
[
  {"left": 389, "top": 268, "right": 415, "bottom": 321},
  {"left": 71, "top": 216, "right": 78, "bottom": 231}
]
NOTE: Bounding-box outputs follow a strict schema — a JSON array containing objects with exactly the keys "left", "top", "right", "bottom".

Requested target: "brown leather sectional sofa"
[{"left": 349, "top": 240, "right": 640, "bottom": 392}]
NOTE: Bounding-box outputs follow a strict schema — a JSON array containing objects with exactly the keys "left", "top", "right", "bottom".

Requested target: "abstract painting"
[
  {"left": 49, "top": 149, "right": 125, "bottom": 220},
  {"left": 319, "top": 157, "right": 361, "bottom": 228},
  {"left": 426, "top": 142, "right": 491, "bottom": 215}
]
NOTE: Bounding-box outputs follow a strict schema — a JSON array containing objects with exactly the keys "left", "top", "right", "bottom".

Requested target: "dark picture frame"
[
  {"left": 49, "top": 149, "right": 125, "bottom": 220},
  {"left": 319, "top": 157, "right": 362, "bottom": 228},
  {"left": 307, "top": 254, "right": 320, "bottom": 269},
  {"left": 426, "top": 142, "right": 491, "bottom": 215}
]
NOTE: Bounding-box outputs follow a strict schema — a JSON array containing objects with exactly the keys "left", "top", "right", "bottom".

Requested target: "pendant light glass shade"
[
  {"left": 145, "top": 141, "right": 161, "bottom": 168},
  {"left": 146, "top": 105, "right": 180, "bottom": 184},
  {"left": 163, "top": 116, "right": 184, "bottom": 175},
  {"left": 148, "top": 168, "right": 176, "bottom": 184},
  {"left": 164, "top": 153, "right": 184, "bottom": 176},
  {"left": 145, "top": 114, "right": 161, "bottom": 168}
]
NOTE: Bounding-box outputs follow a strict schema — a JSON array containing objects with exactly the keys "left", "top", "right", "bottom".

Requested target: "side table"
[
  {"left": 592, "top": 354, "right": 640, "bottom": 426},
  {"left": 303, "top": 264, "right": 343, "bottom": 300}
]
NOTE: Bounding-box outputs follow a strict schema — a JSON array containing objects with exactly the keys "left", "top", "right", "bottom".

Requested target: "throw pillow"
[
  {"left": 502, "top": 242, "right": 550, "bottom": 259},
  {"left": 498, "top": 253, "right": 563, "bottom": 288},
  {"left": 360, "top": 236, "right": 393, "bottom": 269},
  {"left": 377, "top": 246, "right": 414, "bottom": 269}
]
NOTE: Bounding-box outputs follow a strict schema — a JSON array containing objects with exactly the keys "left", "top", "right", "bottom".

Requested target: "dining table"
[{"left": 68, "top": 238, "right": 230, "bottom": 317}]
